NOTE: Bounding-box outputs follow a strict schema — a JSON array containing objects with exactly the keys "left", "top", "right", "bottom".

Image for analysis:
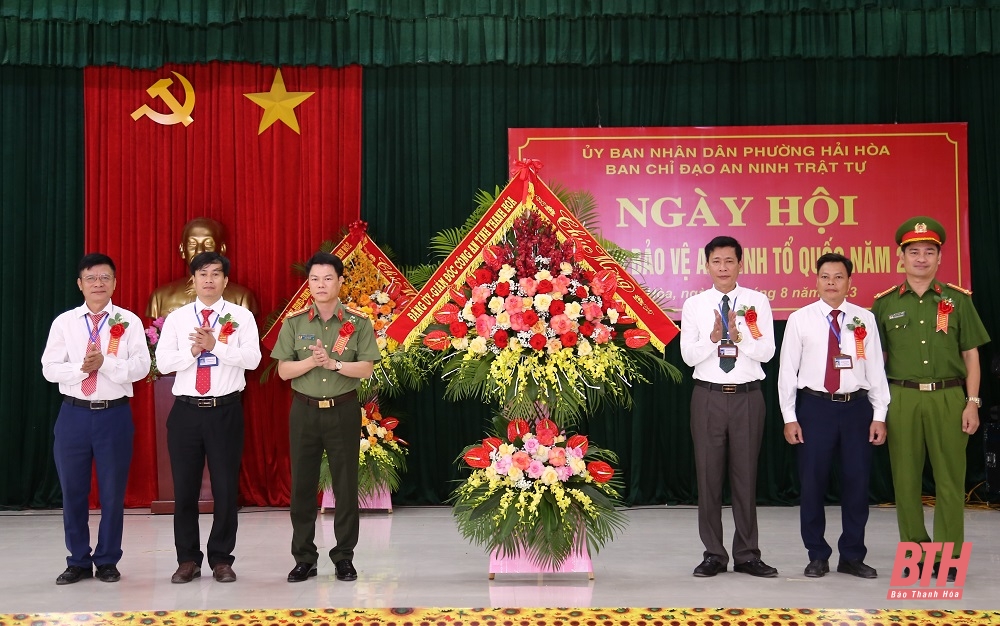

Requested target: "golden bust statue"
[{"left": 146, "top": 217, "right": 260, "bottom": 318}]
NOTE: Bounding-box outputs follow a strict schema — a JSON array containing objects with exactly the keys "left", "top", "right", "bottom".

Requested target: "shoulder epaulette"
[
  {"left": 873, "top": 285, "right": 898, "bottom": 300},
  {"left": 285, "top": 307, "right": 310, "bottom": 318},
  {"left": 946, "top": 282, "right": 973, "bottom": 296},
  {"left": 344, "top": 305, "right": 367, "bottom": 318}
]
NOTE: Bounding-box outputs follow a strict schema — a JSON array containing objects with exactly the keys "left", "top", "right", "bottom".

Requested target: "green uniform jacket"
[
  {"left": 270, "top": 301, "right": 382, "bottom": 398},
  {"left": 871, "top": 279, "right": 989, "bottom": 381}
]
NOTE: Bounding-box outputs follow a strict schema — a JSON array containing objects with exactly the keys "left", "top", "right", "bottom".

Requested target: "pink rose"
[
  {"left": 504, "top": 295, "right": 524, "bottom": 314},
  {"left": 549, "top": 314, "right": 572, "bottom": 334},
  {"left": 519, "top": 277, "right": 538, "bottom": 297},
  {"left": 472, "top": 285, "right": 492, "bottom": 304},
  {"left": 527, "top": 460, "right": 545, "bottom": 479},
  {"left": 548, "top": 447, "right": 567, "bottom": 467},
  {"left": 509, "top": 312, "right": 529, "bottom": 332},
  {"left": 582, "top": 301, "right": 604, "bottom": 321},
  {"left": 512, "top": 451, "right": 532, "bottom": 471},
  {"left": 551, "top": 275, "right": 571, "bottom": 295},
  {"left": 475, "top": 314, "right": 496, "bottom": 337},
  {"left": 594, "top": 323, "right": 613, "bottom": 344},
  {"left": 555, "top": 465, "right": 573, "bottom": 482}
]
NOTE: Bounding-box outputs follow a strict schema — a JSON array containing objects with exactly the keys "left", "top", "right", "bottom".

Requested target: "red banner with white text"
[{"left": 509, "top": 124, "right": 970, "bottom": 319}]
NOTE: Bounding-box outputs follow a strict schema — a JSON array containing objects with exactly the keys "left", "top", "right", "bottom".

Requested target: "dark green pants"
[
  {"left": 887, "top": 385, "right": 968, "bottom": 559},
  {"left": 289, "top": 396, "right": 361, "bottom": 564}
]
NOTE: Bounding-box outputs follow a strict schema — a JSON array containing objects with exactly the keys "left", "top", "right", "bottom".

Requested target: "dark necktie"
[
  {"left": 719, "top": 295, "right": 735, "bottom": 373},
  {"left": 824, "top": 309, "right": 841, "bottom": 394},
  {"left": 195, "top": 309, "right": 214, "bottom": 395}
]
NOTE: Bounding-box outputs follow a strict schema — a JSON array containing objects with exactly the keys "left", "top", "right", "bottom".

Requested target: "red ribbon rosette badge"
[
  {"left": 846, "top": 317, "right": 867, "bottom": 360},
  {"left": 106, "top": 313, "right": 128, "bottom": 355},
  {"left": 737, "top": 305, "right": 763, "bottom": 339},
  {"left": 936, "top": 298, "right": 954, "bottom": 333},
  {"left": 217, "top": 314, "right": 239, "bottom": 344},
  {"left": 333, "top": 319, "right": 356, "bottom": 354}
]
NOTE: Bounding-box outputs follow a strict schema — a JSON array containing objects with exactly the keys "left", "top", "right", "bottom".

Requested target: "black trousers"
[
  {"left": 166, "top": 399, "right": 244, "bottom": 568},
  {"left": 289, "top": 395, "right": 361, "bottom": 564},
  {"left": 796, "top": 391, "right": 874, "bottom": 562}
]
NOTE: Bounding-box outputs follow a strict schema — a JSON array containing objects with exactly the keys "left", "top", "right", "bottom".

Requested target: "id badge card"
[
  {"left": 832, "top": 354, "right": 853, "bottom": 369},
  {"left": 198, "top": 352, "right": 219, "bottom": 367},
  {"left": 718, "top": 341, "right": 738, "bottom": 358}
]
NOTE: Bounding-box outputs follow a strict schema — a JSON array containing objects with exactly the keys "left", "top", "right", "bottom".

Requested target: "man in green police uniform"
[
  {"left": 871, "top": 216, "right": 989, "bottom": 581},
  {"left": 272, "top": 252, "right": 380, "bottom": 583}
]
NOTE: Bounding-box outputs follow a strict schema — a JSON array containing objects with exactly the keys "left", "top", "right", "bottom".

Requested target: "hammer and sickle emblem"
[{"left": 131, "top": 71, "right": 195, "bottom": 126}]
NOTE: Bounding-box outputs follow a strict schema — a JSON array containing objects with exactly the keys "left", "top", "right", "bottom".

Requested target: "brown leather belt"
[
  {"left": 800, "top": 388, "right": 869, "bottom": 403},
  {"left": 888, "top": 378, "right": 964, "bottom": 392},
  {"left": 694, "top": 380, "right": 762, "bottom": 394},
  {"left": 293, "top": 389, "right": 357, "bottom": 409},
  {"left": 176, "top": 391, "right": 242, "bottom": 408},
  {"left": 64, "top": 396, "right": 129, "bottom": 410}
]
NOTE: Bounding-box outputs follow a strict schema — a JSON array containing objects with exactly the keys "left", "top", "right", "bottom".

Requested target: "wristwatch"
[
  {"left": 334, "top": 360, "right": 343, "bottom": 371},
  {"left": 966, "top": 396, "right": 982, "bottom": 408}
]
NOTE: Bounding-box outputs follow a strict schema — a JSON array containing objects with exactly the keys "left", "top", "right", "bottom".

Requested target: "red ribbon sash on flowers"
[
  {"left": 261, "top": 221, "right": 417, "bottom": 351},
  {"left": 387, "top": 162, "right": 679, "bottom": 350}
]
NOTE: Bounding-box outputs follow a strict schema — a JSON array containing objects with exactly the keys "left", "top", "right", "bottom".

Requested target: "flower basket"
[
  {"left": 143, "top": 316, "right": 166, "bottom": 382},
  {"left": 318, "top": 397, "right": 408, "bottom": 499},
  {"left": 452, "top": 412, "right": 626, "bottom": 570}
]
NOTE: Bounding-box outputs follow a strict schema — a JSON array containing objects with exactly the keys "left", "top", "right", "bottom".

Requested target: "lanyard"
[
  {"left": 192, "top": 303, "right": 223, "bottom": 329},
  {"left": 82, "top": 309, "right": 109, "bottom": 344},
  {"left": 717, "top": 296, "right": 738, "bottom": 338},
  {"left": 826, "top": 310, "right": 842, "bottom": 346}
]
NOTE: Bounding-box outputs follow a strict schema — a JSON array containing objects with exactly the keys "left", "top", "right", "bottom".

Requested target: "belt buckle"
[
  {"left": 721, "top": 384, "right": 737, "bottom": 394},
  {"left": 831, "top": 393, "right": 848, "bottom": 403},
  {"left": 89, "top": 400, "right": 109, "bottom": 410},
  {"left": 919, "top": 383, "right": 935, "bottom": 392},
  {"left": 318, "top": 399, "right": 332, "bottom": 409},
  {"left": 197, "top": 398, "right": 216, "bottom": 408}
]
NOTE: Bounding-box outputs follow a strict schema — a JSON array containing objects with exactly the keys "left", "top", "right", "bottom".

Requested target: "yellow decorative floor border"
[{"left": 4, "top": 607, "right": 1000, "bottom": 626}]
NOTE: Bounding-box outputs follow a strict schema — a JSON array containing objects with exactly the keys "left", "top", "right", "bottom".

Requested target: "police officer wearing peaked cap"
[{"left": 871, "top": 216, "right": 989, "bottom": 581}]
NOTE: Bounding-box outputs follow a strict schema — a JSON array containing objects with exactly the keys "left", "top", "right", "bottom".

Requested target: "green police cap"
[{"left": 895, "top": 216, "right": 946, "bottom": 247}]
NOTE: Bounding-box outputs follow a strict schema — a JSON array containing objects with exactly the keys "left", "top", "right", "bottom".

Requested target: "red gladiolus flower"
[
  {"left": 549, "top": 300, "right": 565, "bottom": 316},
  {"left": 109, "top": 324, "right": 126, "bottom": 338},
  {"left": 587, "top": 461, "right": 614, "bottom": 483},
  {"left": 567, "top": 434, "right": 589, "bottom": 454},
  {"left": 449, "top": 321, "right": 469, "bottom": 338},
  {"left": 560, "top": 332, "right": 578, "bottom": 347},
  {"left": 507, "top": 419, "right": 530, "bottom": 442},
  {"left": 529, "top": 333, "right": 547, "bottom": 350},
  {"left": 381, "top": 417, "right": 399, "bottom": 430},
  {"left": 434, "top": 303, "right": 460, "bottom": 324},
  {"left": 463, "top": 447, "right": 491, "bottom": 468},
  {"left": 483, "top": 437, "right": 503, "bottom": 452},
  {"left": 536, "top": 279, "right": 553, "bottom": 294},
  {"left": 423, "top": 330, "right": 450, "bottom": 351},
  {"left": 624, "top": 328, "right": 651, "bottom": 348},
  {"left": 493, "top": 329, "right": 509, "bottom": 349},
  {"left": 495, "top": 282, "right": 511, "bottom": 297}
]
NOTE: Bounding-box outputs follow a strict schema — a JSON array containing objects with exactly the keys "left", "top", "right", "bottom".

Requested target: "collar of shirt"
[
  {"left": 707, "top": 284, "right": 743, "bottom": 303},
  {"left": 308, "top": 300, "right": 345, "bottom": 322},
  {"left": 75, "top": 301, "right": 114, "bottom": 319},
  {"left": 900, "top": 279, "right": 944, "bottom": 296},
  {"left": 195, "top": 298, "right": 227, "bottom": 315}
]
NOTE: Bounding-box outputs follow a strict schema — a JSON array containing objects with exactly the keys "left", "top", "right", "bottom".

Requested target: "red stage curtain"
[{"left": 83, "top": 62, "right": 362, "bottom": 506}]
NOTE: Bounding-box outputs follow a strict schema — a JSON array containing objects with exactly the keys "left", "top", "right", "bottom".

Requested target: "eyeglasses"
[{"left": 82, "top": 274, "right": 114, "bottom": 285}]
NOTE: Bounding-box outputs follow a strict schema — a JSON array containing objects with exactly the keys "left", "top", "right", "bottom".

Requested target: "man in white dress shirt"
[
  {"left": 680, "top": 236, "right": 778, "bottom": 578},
  {"left": 42, "top": 253, "right": 150, "bottom": 585},
  {"left": 777, "top": 252, "right": 889, "bottom": 579},
  {"left": 155, "top": 251, "right": 261, "bottom": 584}
]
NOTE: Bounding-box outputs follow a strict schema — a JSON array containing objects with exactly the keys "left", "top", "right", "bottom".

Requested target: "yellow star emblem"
[{"left": 243, "top": 69, "right": 314, "bottom": 135}]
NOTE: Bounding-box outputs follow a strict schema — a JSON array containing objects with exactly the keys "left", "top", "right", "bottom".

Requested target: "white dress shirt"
[
  {"left": 41, "top": 301, "right": 150, "bottom": 400},
  {"left": 680, "top": 284, "right": 776, "bottom": 384},
  {"left": 777, "top": 298, "right": 890, "bottom": 424},
  {"left": 156, "top": 298, "right": 262, "bottom": 396}
]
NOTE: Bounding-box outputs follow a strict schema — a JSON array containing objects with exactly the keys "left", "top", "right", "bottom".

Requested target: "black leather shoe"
[
  {"left": 287, "top": 562, "right": 318, "bottom": 582},
  {"left": 96, "top": 564, "right": 121, "bottom": 583},
  {"left": 804, "top": 559, "right": 829, "bottom": 578},
  {"left": 56, "top": 566, "right": 93, "bottom": 585},
  {"left": 692, "top": 556, "right": 727, "bottom": 577},
  {"left": 170, "top": 561, "right": 201, "bottom": 584},
  {"left": 931, "top": 563, "right": 957, "bottom": 583},
  {"left": 734, "top": 558, "right": 778, "bottom": 578},
  {"left": 837, "top": 559, "right": 877, "bottom": 579},
  {"left": 334, "top": 559, "right": 357, "bottom": 581}
]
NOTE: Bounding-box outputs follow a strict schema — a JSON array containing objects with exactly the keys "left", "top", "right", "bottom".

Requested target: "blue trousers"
[
  {"left": 796, "top": 392, "right": 874, "bottom": 562},
  {"left": 53, "top": 401, "right": 134, "bottom": 569}
]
